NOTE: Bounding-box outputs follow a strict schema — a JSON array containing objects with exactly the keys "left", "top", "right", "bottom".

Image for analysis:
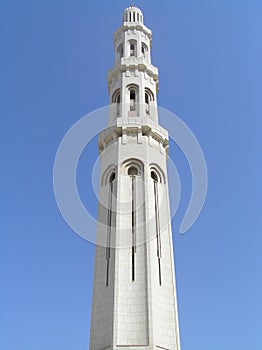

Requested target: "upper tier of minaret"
[
  {"left": 113, "top": 6, "right": 153, "bottom": 65},
  {"left": 107, "top": 6, "right": 160, "bottom": 127},
  {"left": 100, "top": 7, "right": 168, "bottom": 158}
]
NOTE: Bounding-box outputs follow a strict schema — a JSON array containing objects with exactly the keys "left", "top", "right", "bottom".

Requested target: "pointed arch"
[
  {"left": 128, "top": 40, "right": 137, "bottom": 57},
  {"left": 120, "top": 158, "right": 144, "bottom": 282},
  {"left": 145, "top": 88, "right": 154, "bottom": 115},
  {"left": 127, "top": 84, "right": 139, "bottom": 113},
  {"left": 149, "top": 163, "right": 165, "bottom": 184},
  {"left": 145, "top": 87, "right": 154, "bottom": 102},
  {"left": 141, "top": 42, "right": 148, "bottom": 58},
  {"left": 112, "top": 89, "right": 121, "bottom": 117},
  {"left": 102, "top": 165, "right": 117, "bottom": 186},
  {"left": 121, "top": 158, "right": 144, "bottom": 176},
  {"left": 112, "top": 89, "right": 120, "bottom": 104}
]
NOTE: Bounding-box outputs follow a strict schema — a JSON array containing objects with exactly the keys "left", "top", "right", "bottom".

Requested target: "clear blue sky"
[{"left": 1, "top": 0, "right": 261, "bottom": 349}]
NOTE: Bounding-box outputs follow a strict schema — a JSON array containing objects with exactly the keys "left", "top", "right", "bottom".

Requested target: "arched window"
[
  {"left": 117, "top": 44, "right": 124, "bottom": 59},
  {"left": 120, "top": 159, "right": 144, "bottom": 281},
  {"left": 145, "top": 92, "right": 149, "bottom": 114},
  {"left": 112, "top": 89, "right": 120, "bottom": 103},
  {"left": 102, "top": 165, "right": 117, "bottom": 186},
  {"left": 128, "top": 167, "right": 138, "bottom": 176},
  {"left": 145, "top": 93, "right": 149, "bottom": 105},
  {"left": 149, "top": 164, "right": 165, "bottom": 184},
  {"left": 121, "top": 159, "right": 143, "bottom": 176},
  {"left": 141, "top": 43, "right": 148, "bottom": 58},
  {"left": 145, "top": 88, "right": 154, "bottom": 115},
  {"left": 109, "top": 172, "right": 115, "bottom": 182},
  {"left": 130, "top": 89, "right": 136, "bottom": 111},
  {"left": 130, "top": 43, "right": 135, "bottom": 57},
  {"left": 129, "top": 40, "right": 137, "bottom": 57},
  {"left": 145, "top": 88, "right": 154, "bottom": 101},
  {"left": 142, "top": 45, "right": 145, "bottom": 57},
  {"left": 127, "top": 84, "right": 139, "bottom": 115},
  {"left": 112, "top": 89, "right": 121, "bottom": 116},
  {"left": 151, "top": 171, "right": 158, "bottom": 182}
]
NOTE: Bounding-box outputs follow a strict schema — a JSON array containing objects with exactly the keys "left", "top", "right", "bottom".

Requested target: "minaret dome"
[{"left": 123, "top": 6, "right": 143, "bottom": 24}]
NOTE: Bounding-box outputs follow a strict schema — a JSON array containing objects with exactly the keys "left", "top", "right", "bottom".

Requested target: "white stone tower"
[{"left": 89, "top": 7, "right": 181, "bottom": 350}]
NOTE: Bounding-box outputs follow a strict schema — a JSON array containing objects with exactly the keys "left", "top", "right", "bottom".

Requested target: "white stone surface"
[{"left": 90, "top": 7, "right": 181, "bottom": 350}]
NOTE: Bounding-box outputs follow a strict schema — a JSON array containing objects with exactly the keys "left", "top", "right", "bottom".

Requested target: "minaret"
[{"left": 90, "top": 7, "right": 181, "bottom": 350}]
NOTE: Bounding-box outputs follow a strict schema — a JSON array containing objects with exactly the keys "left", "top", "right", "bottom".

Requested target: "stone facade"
[{"left": 89, "top": 7, "right": 181, "bottom": 350}]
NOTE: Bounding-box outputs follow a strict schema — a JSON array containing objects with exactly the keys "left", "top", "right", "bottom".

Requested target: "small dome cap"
[{"left": 123, "top": 6, "right": 143, "bottom": 24}]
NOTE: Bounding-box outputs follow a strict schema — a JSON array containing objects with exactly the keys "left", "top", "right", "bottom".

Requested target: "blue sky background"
[{"left": 1, "top": 0, "right": 262, "bottom": 349}]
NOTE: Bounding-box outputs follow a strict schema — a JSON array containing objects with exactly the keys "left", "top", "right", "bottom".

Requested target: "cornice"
[
  {"left": 114, "top": 23, "right": 152, "bottom": 46},
  {"left": 108, "top": 58, "right": 159, "bottom": 93},
  {"left": 98, "top": 122, "right": 169, "bottom": 157}
]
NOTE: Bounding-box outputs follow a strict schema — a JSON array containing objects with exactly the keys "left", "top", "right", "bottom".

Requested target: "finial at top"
[{"left": 123, "top": 6, "right": 143, "bottom": 24}]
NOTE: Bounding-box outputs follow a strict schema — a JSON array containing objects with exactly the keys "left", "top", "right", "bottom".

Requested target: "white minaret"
[{"left": 90, "top": 7, "right": 181, "bottom": 350}]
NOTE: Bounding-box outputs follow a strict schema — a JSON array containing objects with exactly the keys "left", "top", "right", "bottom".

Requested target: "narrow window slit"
[
  {"left": 106, "top": 173, "right": 115, "bottom": 287},
  {"left": 131, "top": 174, "right": 136, "bottom": 281},
  {"left": 130, "top": 43, "right": 135, "bottom": 57},
  {"left": 158, "top": 257, "right": 162, "bottom": 286},
  {"left": 128, "top": 167, "right": 137, "bottom": 282},
  {"left": 130, "top": 89, "right": 136, "bottom": 111},
  {"left": 152, "top": 171, "right": 162, "bottom": 286}
]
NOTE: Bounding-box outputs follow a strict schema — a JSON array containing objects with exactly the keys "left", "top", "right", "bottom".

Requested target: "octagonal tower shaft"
[{"left": 90, "top": 7, "right": 181, "bottom": 350}]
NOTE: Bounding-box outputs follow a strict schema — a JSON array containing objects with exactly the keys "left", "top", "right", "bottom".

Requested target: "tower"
[{"left": 90, "top": 7, "right": 181, "bottom": 350}]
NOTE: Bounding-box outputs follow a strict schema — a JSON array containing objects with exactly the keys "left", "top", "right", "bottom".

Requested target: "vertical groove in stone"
[
  {"left": 106, "top": 180, "right": 113, "bottom": 287},
  {"left": 154, "top": 180, "right": 162, "bottom": 286},
  {"left": 131, "top": 175, "right": 136, "bottom": 281}
]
